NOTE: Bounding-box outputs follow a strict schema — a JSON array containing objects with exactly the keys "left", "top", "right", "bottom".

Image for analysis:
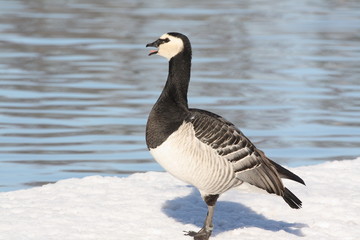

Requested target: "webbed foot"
[{"left": 184, "top": 227, "right": 212, "bottom": 240}]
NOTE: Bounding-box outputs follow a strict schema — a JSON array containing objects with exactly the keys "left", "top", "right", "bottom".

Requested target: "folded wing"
[{"left": 187, "top": 108, "right": 304, "bottom": 208}]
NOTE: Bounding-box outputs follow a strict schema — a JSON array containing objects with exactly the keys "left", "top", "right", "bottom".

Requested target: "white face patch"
[{"left": 157, "top": 33, "right": 184, "bottom": 60}]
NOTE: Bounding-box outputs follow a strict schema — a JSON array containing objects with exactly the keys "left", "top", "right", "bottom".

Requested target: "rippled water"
[{"left": 1, "top": 0, "right": 359, "bottom": 191}]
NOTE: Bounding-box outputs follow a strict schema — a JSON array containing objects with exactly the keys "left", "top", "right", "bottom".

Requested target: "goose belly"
[{"left": 149, "top": 122, "right": 238, "bottom": 194}]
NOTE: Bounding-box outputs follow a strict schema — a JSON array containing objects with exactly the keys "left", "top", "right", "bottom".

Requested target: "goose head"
[{"left": 146, "top": 32, "right": 190, "bottom": 60}]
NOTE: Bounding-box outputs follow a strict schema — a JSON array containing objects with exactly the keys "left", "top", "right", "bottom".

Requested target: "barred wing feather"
[{"left": 188, "top": 108, "right": 284, "bottom": 196}]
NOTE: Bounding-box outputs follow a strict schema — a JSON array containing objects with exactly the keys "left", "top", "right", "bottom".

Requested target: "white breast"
[{"left": 149, "top": 122, "right": 240, "bottom": 195}]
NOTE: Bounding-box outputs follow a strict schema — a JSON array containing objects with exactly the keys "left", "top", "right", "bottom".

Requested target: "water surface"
[{"left": 1, "top": 0, "right": 359, "bottom": 191}]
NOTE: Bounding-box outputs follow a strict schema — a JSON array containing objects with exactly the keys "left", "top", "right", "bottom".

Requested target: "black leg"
[{"left": 185, "top": 194, "right": 219, "bottom": 240}]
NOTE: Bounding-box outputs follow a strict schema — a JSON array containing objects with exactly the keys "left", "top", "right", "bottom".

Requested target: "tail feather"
[
  {"left": 283, "top": 187, "right": 302, "bottom": 209},
  {"left": 269, "top": 159, "right": 306, "bottom": 185}
]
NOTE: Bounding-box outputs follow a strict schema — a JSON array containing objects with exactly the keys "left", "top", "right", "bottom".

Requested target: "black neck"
[
  {"left": 146, "top": 47, "right": 192, "bottom": 149},
  {"left": 158, "top": 50, "right": 191, "bottom": 109}
]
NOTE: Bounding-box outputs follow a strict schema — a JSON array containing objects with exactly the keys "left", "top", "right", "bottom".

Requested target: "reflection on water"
[{"left": 0, "top": 0, "right": 359, "bottom": 191}]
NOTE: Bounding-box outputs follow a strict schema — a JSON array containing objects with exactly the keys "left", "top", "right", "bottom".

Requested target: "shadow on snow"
[{"left": 162, "top": 188, "right": 307, "bottom": 237}]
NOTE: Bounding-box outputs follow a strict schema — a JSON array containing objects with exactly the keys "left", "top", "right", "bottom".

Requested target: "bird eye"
[{"left": 159, "top": 38, "right": 170, "bottom": 44}]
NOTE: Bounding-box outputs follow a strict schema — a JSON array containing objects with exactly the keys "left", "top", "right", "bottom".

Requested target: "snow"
[{"left": 1, "top": 158, "right": 359, "bottom": 240}]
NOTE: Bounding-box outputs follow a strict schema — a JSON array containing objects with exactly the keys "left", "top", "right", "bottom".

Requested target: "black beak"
[
  {"left": 146, "top": 39, "right": 161, "bottom": 56},
  {"left": 146, "top": 39, "right": 161, "bottom": 48}
]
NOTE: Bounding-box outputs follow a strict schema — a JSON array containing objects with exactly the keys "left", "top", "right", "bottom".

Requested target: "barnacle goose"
[{"left": 146, "top": 32, "right": 305, "bottom": 240}]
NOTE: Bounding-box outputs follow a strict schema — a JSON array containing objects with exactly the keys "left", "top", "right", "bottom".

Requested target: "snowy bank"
[{"left": 1, "top": 158, "right": 359, "bottom": 240}]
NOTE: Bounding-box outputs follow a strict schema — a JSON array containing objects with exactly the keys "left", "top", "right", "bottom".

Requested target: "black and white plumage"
[{"left": 145, "top": 32, "right": 305, "bottom": 240}]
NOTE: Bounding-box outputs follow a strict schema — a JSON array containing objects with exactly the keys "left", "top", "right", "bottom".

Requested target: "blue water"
[{"left": 0, "top": 0, "right": 360, "bottom": 191}]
